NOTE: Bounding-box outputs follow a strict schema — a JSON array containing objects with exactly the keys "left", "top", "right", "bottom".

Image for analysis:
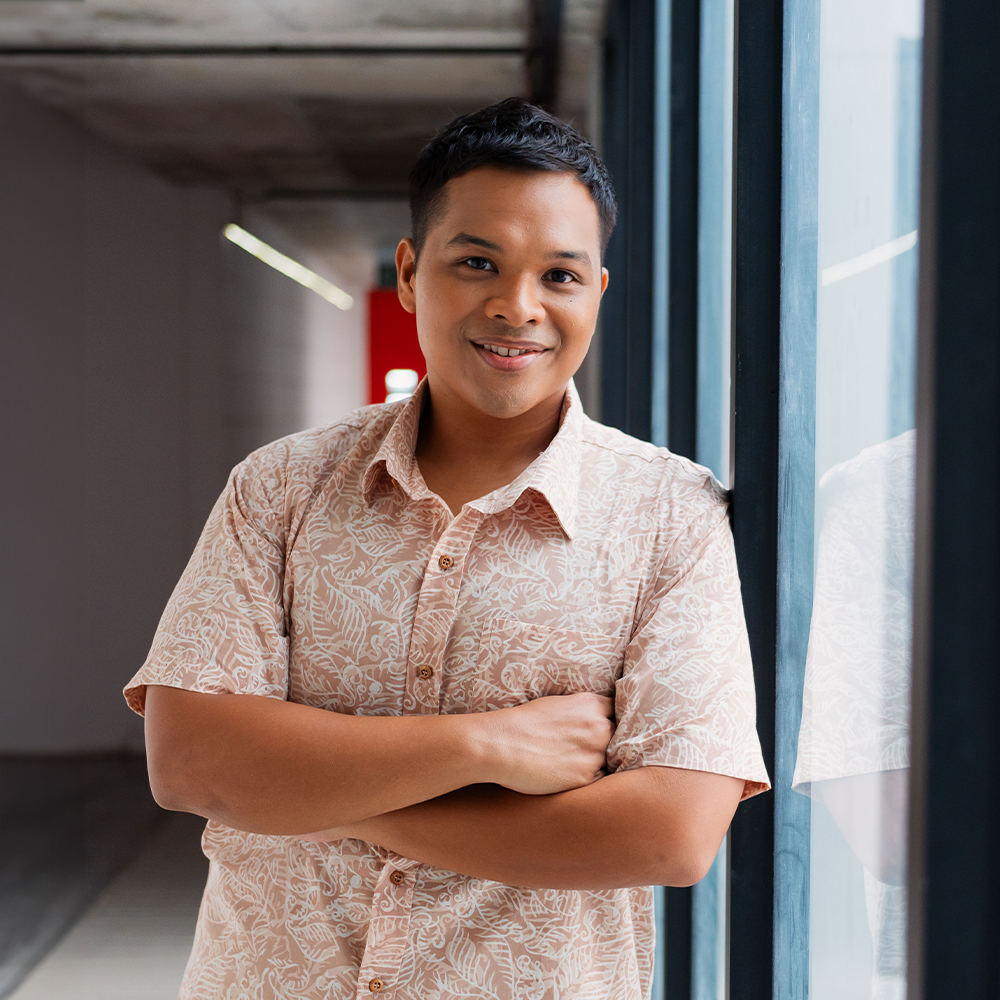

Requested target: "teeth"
[{"left": 483, "top": 344, "right": 528, "bottom": 357}]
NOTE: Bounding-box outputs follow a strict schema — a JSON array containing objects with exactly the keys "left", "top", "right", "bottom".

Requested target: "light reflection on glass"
[
  {"left": 795, "top": 431, "right": 914, "bottom": 999},
  {"left": 792, "top": 1, "right": 921, "bottom": 998}
]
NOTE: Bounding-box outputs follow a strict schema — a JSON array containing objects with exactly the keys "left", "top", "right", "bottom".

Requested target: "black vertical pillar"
[
  {"left": 665, "top": 3, "right": 702, "bottom": 992},
  {"left": 666, "top": 0, "right": 701, "bottom": 460},
  {"left": 602, "top": 0, "right": 657, "bottom": 440},
  {"left": 665, "top": 886, "right": 693, "bottom": 999},
  {"left": 728, "top": 1, "right": 782, "bottom": 999},
  {"left": 909, "top": 1, "right": 1000, "bottom": 998}
]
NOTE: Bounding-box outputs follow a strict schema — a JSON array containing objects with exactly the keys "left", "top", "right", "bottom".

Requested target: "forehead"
[{"left": 430, "top": 167, "right": 602, "bottom": 252}]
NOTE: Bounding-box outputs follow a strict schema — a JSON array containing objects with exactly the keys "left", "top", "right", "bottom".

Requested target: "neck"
[{"left": 414, "top": 378, "right": 568, "bottom": 514}]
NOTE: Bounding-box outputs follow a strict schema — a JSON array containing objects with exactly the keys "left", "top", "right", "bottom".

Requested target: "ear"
[
  {"left": 396, "top": 238, "right": 418, "bottom": 314},
  {"left": 600, "top": 267, "right": 609, "bottom": 296}
]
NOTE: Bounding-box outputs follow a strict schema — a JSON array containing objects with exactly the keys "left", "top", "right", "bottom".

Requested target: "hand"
[{"left": 479, "top": 692, "right": 615, "bottom": 796}]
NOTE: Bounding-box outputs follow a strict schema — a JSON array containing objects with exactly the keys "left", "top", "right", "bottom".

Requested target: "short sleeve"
[
  {"left": 123, "top": 458, "right": 290, "bottom": 715},
  {"left": 605, "top": 514, "right": 770, "bottom": 800}
]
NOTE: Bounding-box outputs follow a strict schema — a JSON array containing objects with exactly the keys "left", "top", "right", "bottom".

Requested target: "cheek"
[
  {"left": 552, "top": 299, "right": 600, "bottom": 360},
  {"left": 414, "top": 277, "right": 474, "bottom": 349},
  {"left": 413, "top": 286, "right": 451, "bottom": 364}
]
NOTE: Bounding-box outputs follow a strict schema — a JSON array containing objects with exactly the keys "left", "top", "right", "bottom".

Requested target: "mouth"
[{"left": 470, "top": 339, "right": 550, "bottom": 372}]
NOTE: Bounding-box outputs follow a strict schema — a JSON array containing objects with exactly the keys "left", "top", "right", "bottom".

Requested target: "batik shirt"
[{"left": 125, "top": 380, "right": 769, "bottom": 1000}]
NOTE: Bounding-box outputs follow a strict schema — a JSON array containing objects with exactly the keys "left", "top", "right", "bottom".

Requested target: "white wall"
[
  {"left": 0, "top": 82, "right": 232, "bottom": 752},
  {"left": 223, "top": 205, "right": 371, "bottom": 459}
]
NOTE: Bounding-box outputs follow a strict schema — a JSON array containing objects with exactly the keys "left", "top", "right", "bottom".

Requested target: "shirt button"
[
  {"left": 438, "top": 554, "right": 454, "bottom": 570},
  {"left": 417, "top": 665, "right": 434, "bottom": 680},
  {"left": 369, "top": 977, "right": 384, "bottom": 993},
  {"left": 390, "top": 870, "right": 405, "bottom": 885}
]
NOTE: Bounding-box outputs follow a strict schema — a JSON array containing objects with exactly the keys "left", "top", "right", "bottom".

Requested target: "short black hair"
[{"left": 409, "top": 97, "right": 617, "bottom": 257}]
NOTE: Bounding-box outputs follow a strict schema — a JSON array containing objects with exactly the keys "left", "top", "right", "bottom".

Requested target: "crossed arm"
[{"left": 144, "top": 685, "right": 744, "bottom": 890}]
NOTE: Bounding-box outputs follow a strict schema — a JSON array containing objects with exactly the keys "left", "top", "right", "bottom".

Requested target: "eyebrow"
[
  {"left": 550, "top": 249, "right": 593, "bottom": 266},
  {"left": 445, "top": 233, "right": 503, "bottom": 252},
  {"left": 445, "top": 232, "right": 594, "bottom": 268}
]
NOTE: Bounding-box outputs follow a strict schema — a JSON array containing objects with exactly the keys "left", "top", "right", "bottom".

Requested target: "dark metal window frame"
[
  {"left": 601, "top": 0, "right": 659, "bottom": 441},
  {"left": 726, "top": 1, "right": 783, "bottom": 997},
  {"left": 908, "top": 1, "right": 1000, "bottom": 998}
]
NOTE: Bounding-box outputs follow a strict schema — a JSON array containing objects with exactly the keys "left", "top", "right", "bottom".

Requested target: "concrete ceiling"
[{"left": 0, "top": 0, "right": 607, "bottom": 197}]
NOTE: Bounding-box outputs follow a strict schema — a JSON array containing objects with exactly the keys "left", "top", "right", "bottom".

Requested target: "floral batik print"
[{"left": 125, "top": 380, "right": 769, "bottom": 1000}]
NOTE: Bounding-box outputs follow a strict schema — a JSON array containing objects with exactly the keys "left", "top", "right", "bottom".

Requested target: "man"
[{"left": 127, "top": 98, "right": 769, "bottom": 1000}]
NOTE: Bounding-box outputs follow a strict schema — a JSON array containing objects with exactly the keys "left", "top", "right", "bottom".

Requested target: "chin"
[{"left": 468, "top": 382, "right": 549, "bottom": 420}]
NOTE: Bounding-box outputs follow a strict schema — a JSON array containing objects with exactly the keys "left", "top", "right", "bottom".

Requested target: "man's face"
[{"left": 396, "top": 166, "right": 608, "bottom": 420}]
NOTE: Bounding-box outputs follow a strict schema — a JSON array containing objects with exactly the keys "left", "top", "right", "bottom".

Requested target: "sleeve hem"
[
  {"left": 123, "top": 683, "right": 148, "bottom": 717},
  {"left": 122, "top": 673, "right": 286, "bottom": 718},
  {"left": 613, "top": 760, "right": 772, "bottom": 801}
]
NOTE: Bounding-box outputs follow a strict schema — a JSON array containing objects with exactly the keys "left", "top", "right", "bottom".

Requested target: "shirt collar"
[
  {"left": 361, "top": 379, "right": 429, "bottom": 503},
  {"left": 362, "top": 378, "right": 583, "bottom": 540}
]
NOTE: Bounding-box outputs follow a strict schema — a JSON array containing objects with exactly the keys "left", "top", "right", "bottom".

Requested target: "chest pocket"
[{"left": 474, "top": 616, "right": 626, "bottom": 710}]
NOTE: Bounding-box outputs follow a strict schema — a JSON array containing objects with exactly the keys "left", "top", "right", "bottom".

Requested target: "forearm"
[
  {"left": 341, "top": 767, "right": 744, "bottom": 890},
  {"left": 144, "top": 686, "right": 493, "bottom": 835}
]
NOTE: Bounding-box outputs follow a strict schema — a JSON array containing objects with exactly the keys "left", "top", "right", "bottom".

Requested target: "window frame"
[
  {"left": 599, "top": 0, "right": 1000, "bottom": 996},
  {"left": 908, "top": 1, "right": 1000, "bottom": 997}
]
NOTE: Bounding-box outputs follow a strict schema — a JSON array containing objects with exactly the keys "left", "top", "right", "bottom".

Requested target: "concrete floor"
[
  {"left": 0, "top": 758, "right": 207, "bottom": 1000},
  {"left": 8, "top": 811, "right": 207, "bottom": 1000}
]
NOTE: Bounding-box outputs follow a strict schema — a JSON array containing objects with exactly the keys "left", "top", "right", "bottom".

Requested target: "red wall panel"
[{"left": 367, "top": 288, "right": 426, "bottom": 405}]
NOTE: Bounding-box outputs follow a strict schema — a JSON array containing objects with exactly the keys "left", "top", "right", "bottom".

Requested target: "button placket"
[
  {"left": 402, "top": 510, "right": 481, "bottom": 714},
  {"left": 354, "top": 859, "right": 418, "bottom": 1000}
]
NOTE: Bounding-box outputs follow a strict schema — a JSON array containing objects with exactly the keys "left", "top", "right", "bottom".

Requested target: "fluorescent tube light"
[
  {"left": 821, "top": 230, "right": 918, "bottom": 286},
  {"left": 224, "top": 223, "right": 353, "bottom": 310}
]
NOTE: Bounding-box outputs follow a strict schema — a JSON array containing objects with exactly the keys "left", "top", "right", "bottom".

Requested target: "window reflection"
[
  {"left": 789, "top": 0, "right": 921, "bottom": 997},
  {"left": 795, "top": 430, "right": 914, "bottom": 1000}
]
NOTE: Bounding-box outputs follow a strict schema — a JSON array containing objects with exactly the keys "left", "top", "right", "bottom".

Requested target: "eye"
[
  {"left": 547, "top": 269, "right": 577, "bottom": 284},
  {"left": 464, "top": 256, "right": 495, "bottom": 272}
]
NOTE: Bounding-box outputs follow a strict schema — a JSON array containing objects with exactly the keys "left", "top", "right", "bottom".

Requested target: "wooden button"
[
  {"left": 438, "top": 554, "right": 454, "bottom": 570},
  {"left": 390, "top": 870, "right": 405, "bottom": 885},
  {"left": 417, "top": 665, "right": 434, "bottom": 680},
  {"left": 369, "top": 977, "right": 384, "bottom": 993}
]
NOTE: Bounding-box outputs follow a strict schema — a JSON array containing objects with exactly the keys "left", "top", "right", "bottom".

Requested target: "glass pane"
[
  {"left": 692, "top": 1, "right": 734, "bottom": 996},
  {"left": 695, "top": 0, "right": 735, "bottom": 489},
  {"left": 789, "top": 3, "right": 922, "bottom": 1000},
  {"left": 692, "top": 841, "right": 728, "bottom": 1000}
]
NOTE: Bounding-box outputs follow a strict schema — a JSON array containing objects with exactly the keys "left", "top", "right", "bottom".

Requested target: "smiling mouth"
[
  {"left": 479, "top": 342, "right": 542, "bottom": 358},
  {"left": 470, "top": 340, "right": 549, "bottom": 371}
]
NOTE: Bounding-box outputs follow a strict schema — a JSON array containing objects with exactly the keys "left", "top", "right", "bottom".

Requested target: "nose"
[{"left": 485, "top": 273, "right": 545, "bottom": 327}]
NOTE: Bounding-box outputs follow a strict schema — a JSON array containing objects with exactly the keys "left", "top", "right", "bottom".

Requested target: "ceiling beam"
[{"left": 0, "top": 44, "right": 525, "bottom": 58}]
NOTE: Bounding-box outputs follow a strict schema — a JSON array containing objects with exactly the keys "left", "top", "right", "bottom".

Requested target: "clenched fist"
[{"left": 474, "top": 692, "right": 616, "bottom": 795}]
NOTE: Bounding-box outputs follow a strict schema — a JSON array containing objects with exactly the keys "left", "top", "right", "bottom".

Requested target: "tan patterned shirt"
[{"left": 125, "top": 380, "right": 768, "bottom": 1000}]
